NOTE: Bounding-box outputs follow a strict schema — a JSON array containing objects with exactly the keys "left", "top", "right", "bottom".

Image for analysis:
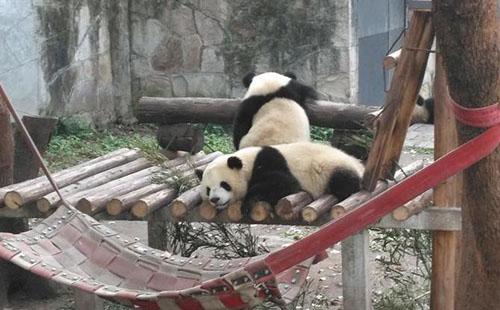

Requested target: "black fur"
[
  {"left": 227, "top": 156, "right": 243, "bottom": 170},
  {"left": 327, "top": 168, "right": 361, "bottom": 201},
  {"left": 195, "top": 168, "right": 204, "bottom": 180},
  {"left": 416, "top": 95, "right": 435, "bottom": 124},
  {"left": 242, "top": 147, "right": 301, "bottom": 217},
  {"left": 284, "top": 71, "right": 297, "bottom": 80},
  {"left": 233, "top": 78, "right": 317, "bottom": 149},
  {"left": 242, "top": 72, "right": 256, "bottom": 88}
]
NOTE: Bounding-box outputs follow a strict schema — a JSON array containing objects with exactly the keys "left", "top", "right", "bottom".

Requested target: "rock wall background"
[{"left": 1, "top": 0, "right": 355, "bottom": 126}]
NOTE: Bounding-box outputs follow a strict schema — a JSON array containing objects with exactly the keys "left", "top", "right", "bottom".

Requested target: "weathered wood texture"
[
  {"left": 137, "top": 97, "right": 380, "bottom": 129},
  {"left": 156, "top": 124, "right": 204, "bottom": 154},
  {"left": 362, "top": 11, "right": 434, "bottom": 191},
  {"left": 342, "top": 231, "right": 371, "bottom": 310},
  {"left": 13, "top": 116, "right": 57, "bottom": 182},
  {"left": 383, "top": 49, "right": 402, "bottom": 69},
  {"left": 392, "top": 189, "right": 433, "bottom": 221},
  {"left": 430, "top": 54, "right": 462, "bottom": 310},
  {"left": 434, "top": 1, "right": 499, "bottom": 308}
]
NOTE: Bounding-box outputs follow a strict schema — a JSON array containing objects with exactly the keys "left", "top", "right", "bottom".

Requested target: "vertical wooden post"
[
  {"left": 429, "top": 46, "right": 462, "bottom": 310},
  {"left": 342, "top": 230, "right": 371, "bottom": 310}
]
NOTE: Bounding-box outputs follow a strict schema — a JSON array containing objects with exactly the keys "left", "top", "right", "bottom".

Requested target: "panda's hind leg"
[
  {"left": 327, "top": 168, "right": 362, "bottom": 201},
  {"left": 242, "top": 171, "right": 301, "bottom": 218}
]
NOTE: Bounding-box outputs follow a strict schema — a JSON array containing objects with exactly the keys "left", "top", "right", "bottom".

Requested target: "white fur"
[
  {"left": 411, "top": 104, "right": 430, "bottom": 124},
  {"left": 244, "top": 72, "right": 292, "bottom": 98},
  {"left": 239, "top": 98, "right": 310, "bottom": 148},
  {"left": 238, "top": 72, "right": 310, "bottom": 149},
  {"left": 199, "top": 142, "right": 364, "bottom": 205}
]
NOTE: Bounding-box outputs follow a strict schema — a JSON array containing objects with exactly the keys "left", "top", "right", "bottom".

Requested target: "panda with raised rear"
[
  {"left": 233, "top": 71, "right": 317, "bottom": 149},
  {"left": 196, "top": 141, "right": 364, "bottom": 217}
]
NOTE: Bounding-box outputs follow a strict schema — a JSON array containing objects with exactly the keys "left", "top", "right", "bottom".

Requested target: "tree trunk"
[{"left": 433, "top": 1, "right": 499, "bottom": 309}]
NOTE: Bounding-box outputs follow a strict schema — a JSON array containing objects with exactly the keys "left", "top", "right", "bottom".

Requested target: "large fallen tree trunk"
[{"left": 137, "top": 97, "right": 380, "bottom": 129}]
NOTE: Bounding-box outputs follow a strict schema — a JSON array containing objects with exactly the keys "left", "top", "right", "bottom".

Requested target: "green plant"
[
  {"left": 202, "top": 124, "right": 235, "bottom": 154},
  {"left": 371, "top": 229, "right": 432, "bottom": 310}
]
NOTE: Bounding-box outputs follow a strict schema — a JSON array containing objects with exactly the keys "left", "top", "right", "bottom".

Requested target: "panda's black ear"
[
  {"left": 195, "top": 168, "right": 204, "bottom": 180},
  {"left": 227, "top": 156, "right": 243, "bottom": 170},
  {"left": 242, "top": 72, "right": 256, "bottom": 88},
  {"left": 416, "top": 95, "right": 424, "bottom": 106},
  {"left": 284, "top": 71, "right": 297, "bottom": 80}
]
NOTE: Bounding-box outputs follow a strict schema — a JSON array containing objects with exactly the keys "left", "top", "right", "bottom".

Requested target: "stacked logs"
[
  {"left": 0, "top": 148, "right": 222, "bottom": 219},
  {"left": 165, "top": 160, "right": 431, "bottom": 224}
]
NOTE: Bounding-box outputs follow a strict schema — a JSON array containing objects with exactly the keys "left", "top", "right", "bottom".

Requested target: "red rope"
[{"left": 447, "top": 98, "right": 500, "bottom": 127}]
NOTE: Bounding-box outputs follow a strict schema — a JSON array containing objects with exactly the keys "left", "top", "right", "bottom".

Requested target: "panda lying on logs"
[
  {"left": 233, "top": 71, "right": 317, "bottom": 149},
  {"left": 196, "top": 141, "right": 364, "bottom": 217}
]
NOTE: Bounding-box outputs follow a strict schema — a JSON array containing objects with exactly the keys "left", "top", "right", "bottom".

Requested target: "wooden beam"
[
  {"left": 136, "top": 97, "right": 379, "bottom": 130},
  {"left": 362, "top": 11, "right": 434, "bottom": 191},
  {"left": 342, "top": 231, "right": 371, "bottom": 310},
  {"left": 430, "top": 52, "right": 461, "bottom": 310}
]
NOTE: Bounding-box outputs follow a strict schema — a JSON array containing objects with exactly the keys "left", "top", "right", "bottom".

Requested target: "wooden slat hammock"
[{"left": 1, "top": 82, "right": 499, "bottom": 309}]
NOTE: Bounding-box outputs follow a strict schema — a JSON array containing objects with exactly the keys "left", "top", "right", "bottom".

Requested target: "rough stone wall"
[
  {"left": 131, "top": 0, "right": 354, "bottom": 101},
  {"left": 2, "top": 0, "right": 354, "bottom": 126}
]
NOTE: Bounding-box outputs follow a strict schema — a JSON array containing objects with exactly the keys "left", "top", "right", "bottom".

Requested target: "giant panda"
[
  {"left": 196, "top": 141, "right": 364, "bottom": 216},
  {"left": 411, "top": 95, "right": 434, "bottom": 125},
  {"left": 233, "top": 71, "right": 317, "bottom": 149}
]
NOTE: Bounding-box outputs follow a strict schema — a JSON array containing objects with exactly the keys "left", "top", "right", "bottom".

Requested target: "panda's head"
[
  {"left": 196, "top": 155, "right": 248, "bottom": 208},
  {"left": 411, "top": 95, "right": 434, "bottom": 124},
  {"left": 242, "top": 71, "right": 317, "bottom": 104}
]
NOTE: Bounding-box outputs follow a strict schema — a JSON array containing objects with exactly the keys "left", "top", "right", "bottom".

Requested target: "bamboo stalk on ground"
[
  {"left": 275, "top": 192, "right": 313, "bottom": 221},
  {"left": 37, "top": 158, "right": 151, "bottom": 213},
  {"left": 106, "top": 183, "right": 168, "bottom": 216},
  {"left": 131, "top": 188, "right": 177, "bottom": 218},
  {"left": 392, "top": 189, "right": 433, "bottom": 221},
  {"left": 0, "top": 148, "right": 132, "bottom": 205},
  {"left": 170, "top": 185, "right": 202, "bottom": 218},
  {"left": 302, "top": 195, "right": 339, "bottom": 223}
]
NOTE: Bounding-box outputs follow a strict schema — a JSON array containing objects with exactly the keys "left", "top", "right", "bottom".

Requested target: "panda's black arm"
[
  {"left": 241, "top": 171, "right": 302, "bottom": 218},
  {"left": 232, "top": 96, "right": 268, "bottom": 149}
]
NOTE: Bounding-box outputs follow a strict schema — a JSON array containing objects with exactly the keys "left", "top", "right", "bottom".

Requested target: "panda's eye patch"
[
  {"left": 220, "top": 181, "right": 231, "bottom": 191},
  {"left": 206, "top": 187, "right": 210, "bottom": 196}
]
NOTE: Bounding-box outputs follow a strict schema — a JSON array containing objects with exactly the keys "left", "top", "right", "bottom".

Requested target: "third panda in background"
[
  {"left": 411, "top": 95, "right": 434, "bottom": 125},
  {"left": 233, "top": 71, "right": 317, "bottom": 149}
]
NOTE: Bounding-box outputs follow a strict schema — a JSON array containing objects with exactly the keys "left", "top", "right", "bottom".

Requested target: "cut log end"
[
  {"left": 76, "top": 199, "right": 93, "bottom": 214},
  {"left": 131, "top": 201, "right": 148, "bottom": 218},
  {"left": 330, "top": 206, "right": 345, "bottom": 219},
  {"left": 4, "top": 191, "right": 23, "bottom": 209},
  {"left": 170, "top": 201, "right": 188, "bottom": 218},
  {"left": 250, "top": 201, "right": 272, "bottom": 222},
  {"left": 226, "top": 201, "right": 242, "bottom": 222},
  {"left": 106, "top": 199, "right": 123, "bottom": 216},
  {"left": 302, "top": 207, "right": 319, "bottom": 223},
  {"left": 36, "top": 198, "right": 51, "bottom": 213},
  {"left": 199, "top": 200, "right": 217, "bottom": 220},
  {"left": 392, "top": 207, "right": 410, "bottom": 221}
]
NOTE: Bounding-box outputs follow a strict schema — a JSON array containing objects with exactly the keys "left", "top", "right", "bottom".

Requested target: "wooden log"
[
  {"left": 137, "top": 97, "right": 379, "bottom": 130},
  {"left": 76, "top": 167, "right": 161, "bottom": 214},
  {"left": 331, "top": 160, "right": 425, "bottom": 219},
  {"left": 250, "top": 201, "right": 273, "bottom": 222},
  {"left": 13, "top": 116, "right": 58, "bottom": 182},
  {"left": 275, "top": 192, "right": 313, "bottom": 221},
  {"left": 0, "top": 148, "right": 131, "bottom": 205},
  {"left": 226, "top": 201, "right": 243, "bottom": 222},
  {"left": 302, "top": 195, "right": 339, "bottom": 223},
  {"left": 383, "top": 49, "right": 402, "bottom": 69},
  {"left": 131, "top": 188, "right": 177, "bottom": 218},
  {"left": 199, "top": 200, "right": 218, "bottom": 221},
  {"left": 37, "top": 158, "right": 151, "bottom": 213},
  {"left": 392, "top": 189, "right": 433, "bottom": 221},
  {"left": 362, "top": 11, "right": 434, "bottom": 191},
  {"left": 163, "top": 151, "right": 205, "bottom": 169},
  {"left": 2, "top": 148, "right": 140, "bottom": 208},
  {"left": 170, "top": 185, "right": 202, "bottom": 219},
  {"left": 106, "top": 183, "right": 167, "bottom": 216},
  {"left": 157, "top": 124, "right": 204, "bottom": 154}
]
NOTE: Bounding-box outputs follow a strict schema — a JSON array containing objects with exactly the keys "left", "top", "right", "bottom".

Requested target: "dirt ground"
[{"left": 1, "top": 125, "right": 434, "bottom": 310}]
